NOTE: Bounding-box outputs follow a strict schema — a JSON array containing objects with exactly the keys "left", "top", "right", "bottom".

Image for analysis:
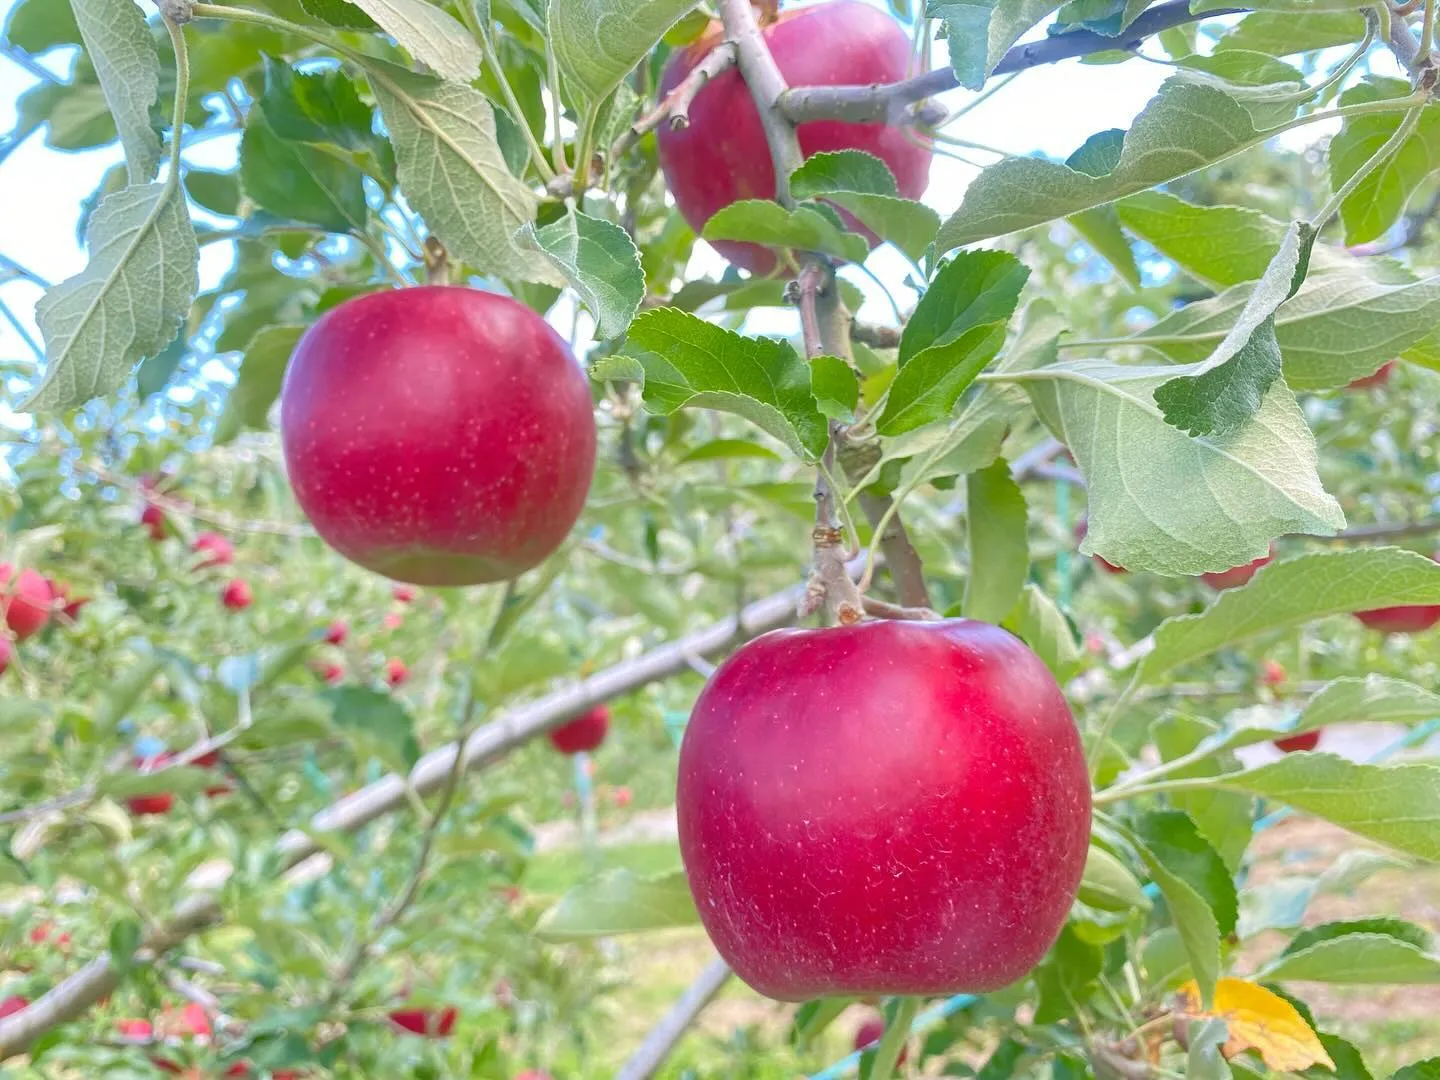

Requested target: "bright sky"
[{"left": 0, "top": 0, "right": 1363, "bottom": 417}]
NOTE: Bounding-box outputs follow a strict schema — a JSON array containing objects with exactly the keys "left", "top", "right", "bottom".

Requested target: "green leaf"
[
  {"left": 1135, "top": 811, "right": 1234, "bottom": 1003},
  {"left": 521, "top": 209, "right": 643, "bottom": 339},
  {"left": 298, "top": 0, "right": 377, "bottom": 28},
  {"left": 109, "top": 917, "right": 142, "bottom": 975},
  {"left": 215, "top": 325, "right": 306, "bottom": 445},
  {"left": 676, "top": 439, "right": 782, "bottom": 465},
  {"left": 809, "top": 356, "right": 859, "bottom": 423},
  {"left": 624, "top": 308, "right": 829, "bottom": 460},
  {"left": 963, "top": 458, "right": 1029, "bottom": 624},
  {"left": 1166, "top": 48, "right": 1306, "bottom": 129},
  {"left": 534, "top": 868, "right": 699, "bottom": 940},
  {"left": 1002, "top": 584, "right": 1082, "bottom": 681},
  {"left": 928, "top": 0, "right": 1064, "bottom": 90},
  {"left": 1012, "top": 361, "right": 1342, "bottom": 576},
  {"left": 184, "top": 168, "right": 241, "bottom": 217},
  {"left": 823, "top": 192, "right": 941, "bottom": 263},
  {"left": 1136, "top": 548, "right": 1440, "bottom": 684},
  {"left": 1187, "top": 1018, "right": 1230, "bottom": 1080},
  {"left": 1152, "top": 220, "right": 1313, "bottom": 437},
  {"left": 1152, "top": 714, "right": 1253, "bottom": 873},
  {"left": 1068, "top": 205, "right": 1141, "bottom": 288},
  {"left": 790, "top": 150, "right": 898, "bottom": 198},
  {"left": 1216, "top": 11, "right": 1366, "bottom": 55},
  {"left": 1034, "top": 925, "right": 1102, "bottom": 1023},
  {"left": 1300, "top": 675, "right": 1440, "bottom": 731},
  {"left": 1330, "top": 83, "right": 1440, "bottom": 246},
  {"left": 1131, "top": 265, "right": 1440, "bottom": 390},
  {"left": 901, "top": 250, "right": 1029, "bottom": 365},
  {"left": 1393, "top": 1060, "right": 1440, "bottom": 1080},
  {"left": 1262, "top": 920, "right": 1440, "bottom": 984},
  {"left": 25, "top": 181, "right": 198, "bottom": 412},
  {"left": 1078, "top": 845, "right": 1151, "bottom": 912},
  {"left": 6, "top": 0, "right": 81, "bottom": 52},
  {"left": 240, "top": 111, "right": 368, "bottom": 232},
  {"left": 937, "top": 82, "right": 1263, "bottom": 250},
  {"left": 549, "top": 0, "right": 700, "bottom": 106},
  {"left": 322, "top": 686, "right": 421, "bottom": 772},
  {"left": 346, "top": 0, "right": 481, "bottom": 83},
  {"left": 70, "top": 0, "right": 161, "bottom": 184},
  {"left": 258, "top": 56, "right": 387, "bottom": 164},
  {"left": 1202, "top": 754, "right": 1440, "bottom": 862},
  {"left": 702, "top": 201, "right": 869, "bottom": 265},
  {"left": 876, "top": 322, "right": 1006, "bottom": 435},
  {"left": 367, "top": 60, "right": 562, "bottom": 285}
]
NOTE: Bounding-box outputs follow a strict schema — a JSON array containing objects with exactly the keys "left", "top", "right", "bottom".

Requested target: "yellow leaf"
[{"left": 1177, "top": 977, "right": 1335, "bottom": 1073}]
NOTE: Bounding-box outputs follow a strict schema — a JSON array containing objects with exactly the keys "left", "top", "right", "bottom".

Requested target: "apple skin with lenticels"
[{"left": 677, "top": 619, "right": 1091, "bottom": 1001}]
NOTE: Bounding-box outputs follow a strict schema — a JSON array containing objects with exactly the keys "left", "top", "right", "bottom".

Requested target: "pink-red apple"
[
  {"left": 385, "top": 658, "right": 409, "bottom": 688},
  {"left": 854, "top": 1015, "right": 907, "bottom": 1063},
  {"left": 280, "top": 287, "right": 596, "bottom": 586},
  {"left": 1260, "top": 660, "right": 1286, "bottom": 688},
  {"left": 318, "top": 662, "right": 344, "bottom": 685},
  {"left": 1074, "top": 519, "right": 1124, "bottom": 574},
  {"left": 392, "top": 584, "right": 416, "bottom": 604},
  {"left": 0, "top": 564, "right": 51, "bottom": 641},
  {"left": 548, "top": 706, "right": 610, "bottom": 755},
  {"left": 192, "top": 532, "right": 235, "bottom": 568},
  {"left": 1200, "top": 548, "right": 1274, "bottom": 591},
  {"left": 0, "top": 638, "right": 11, "bottom": 678},
  {"left": 221, "top": 579, "right": 253, "bottom": 611},
  {"left": 0, "top": 996, "right": 26, "bottom": 1019},
  {"left": 1274, "top": 730, "right": 1320, "bottom": 753},
  {"left": 656, "top": 0, "right": 932, "bottom": 274},
  {"left": 325, "top": 620, "right": 348, "bottom": 645},
  {"left": 383, "top": 612, "right": 402, "bottom": 631},
  {"left": 1348, "top": 361, "right": 1395, "bottom": 389},
  {"left": 388, "top": 1006, "right": 456, "bottom": 1036},
  {"left": 140, "top": 503, "right": 167, "bottom": 541},
  {"left": 677, "top": 619, "right": 1090, "bottom": 1000},
  {"left": 1355, "top": 552, "right": 1440, "bottom": 633}
]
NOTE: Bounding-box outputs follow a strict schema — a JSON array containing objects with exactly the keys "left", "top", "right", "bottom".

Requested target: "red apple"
[
  {"left": 512, "top": 1073, "right": 553, "bottom": 1080},
  {"left": 221, "top": 579, "right": 253, "bottom": 611},
  {"left": 318, "top": 662, "right": 345, "bottom": 685},
  {"left": 324, "top": 620, "right": 348, "bottom": 645},
  {"left": 0, "top": 996, "right": 26, "bottom": 1019},
  {"left": 1074, "top": 519, "right": 1124, "bottom": 574},
  {"left": 854, "top": 1015, "right": 907, "bottom": 1063},
  {"left": 192, "top": 532, "right": 235, "bottom": 568},
  {"left": 612, "top": 785, "right": 633, "bottom": 808},
  {"left": 677, "top": 619, "right": 1090, "bottom": 1000},
  {"left": 1200, "top": 548, "right": 1274, "bottom": 591},
  {"left": 280, "top": 287, "right": 596, "bottom": 586},
  {"left": 548, "top": 705, "right": 610, "bottom": 755},
  {"left": 1260, "top": 660, "right": 1286, "bottom": 688},
  {"left": 1274, "top": 730, "right": 1321, "bottom": 753},
  {"left": 383, "top": 611, "right": 402, "bottom": 630},
  {"left": 27, "top": 923, "right": 69, "bottom": 949},
  {"left": 116, "top": 1017, "right": 155, "bottom": 1038},
  {"left": 1347, "top": 361, "right": 1395, "bottom": 389},
  {"left": 385, "top": 658, "right": 409, "bottom": 687},
  {"left": 392, "top": 584, "right": 416, "bottom": 604},
  {"left": 387, "top": 1006, "right": 457, "bottom": 1036},
  {"left": 1354, "top": 552, "right": 1440, "bottom": 633},
  {"left": 0, "top": 637, "right": 11, "bottom": 678},
  {"left": 657, "top": 1, "right": 932, "bottom": 274},
  {"left": 127, "top": 753, "right": 176, "bottom": 816},
  {"left": 140, "top": 503, "right": 167, "bottom": 541},
  {"left": 0, "top": 564, "right": 52, "bottom": 641}
]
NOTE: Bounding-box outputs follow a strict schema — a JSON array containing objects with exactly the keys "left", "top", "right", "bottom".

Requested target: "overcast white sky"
[{"left": 0, "top": 0, "right": 1360, "bottom": 417}]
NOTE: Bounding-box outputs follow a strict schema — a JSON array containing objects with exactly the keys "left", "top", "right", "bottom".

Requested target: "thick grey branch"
[
  {"left": 615, "top": 956, "right": 733, "bottom": 1080},
  {"left": 716, "top": 0, "right": 804, "bottom": 202},
  {"left": 778, "top": 0, "right": 1250, "bottom": 125}
]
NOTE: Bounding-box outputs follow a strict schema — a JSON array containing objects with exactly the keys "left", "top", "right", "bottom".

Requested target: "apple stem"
[{"left": 870, "top": 997, "right": 918, "bottom": 1080}]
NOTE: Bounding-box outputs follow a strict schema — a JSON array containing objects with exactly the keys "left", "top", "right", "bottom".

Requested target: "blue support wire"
[{"left": 806, "top": 718, "right": 1440, "bottom": 1080}]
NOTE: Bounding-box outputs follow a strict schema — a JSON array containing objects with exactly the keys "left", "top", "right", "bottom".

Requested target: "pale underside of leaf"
[
  {"left": 347, "top": 0, "right": 482, "bottom": 83},
  {"left": 70, "top": 0, "right": 161, "bottom": 184}
]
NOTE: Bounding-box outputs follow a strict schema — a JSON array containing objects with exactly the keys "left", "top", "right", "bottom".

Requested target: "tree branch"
[
  {"left": 611, "top": 42, "right": 739, "bottom": 161},
  {"left": 0, "top": 579, "right": 818, "bottom": 1060},
  {"left": 716, "top": 0, "right": 804, "bottom": 203},
  {"left": 778, "top": 0, "right": 1250, "bottom": 125},
  {"left": 615, "top": 956, "right": 733, "bottom": 1080}
]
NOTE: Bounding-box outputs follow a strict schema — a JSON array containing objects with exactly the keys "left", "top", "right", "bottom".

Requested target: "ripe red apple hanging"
[
  {"left": 677, "top": 619, "right": 1091, "bottom": 1000},
  {"left": 280, "top": 287, "right": 596, "bottom": 587},
  {"left": 657, "top": 0, "right": 932, "bottom": 274}
]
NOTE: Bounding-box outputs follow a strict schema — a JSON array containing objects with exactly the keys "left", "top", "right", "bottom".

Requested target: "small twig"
[
  {"left": 611, "top": 42, "right": 739, "bottom": 161},
  {"left": 851, "top": 320, "right": 902, "bottom": 349},
  {"left": 861, "top": 596, "right": 943, "bottom": 621},
  {"left": 717, "top": 0, "right": 804, "bottom": 203},
  {"left": 81, "top": 459, "right": 312, "bottom": 538},
  {"left": 1329, "top": 516, "right": 1440, "bottom": 541},
  {"left": 0, "top": 40, "right": 62, "bottom": 85}
]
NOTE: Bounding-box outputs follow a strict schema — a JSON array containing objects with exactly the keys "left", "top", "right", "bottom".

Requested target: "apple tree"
[{"left": 4, "top": 0, "right": 1440, "bottom": 1077}]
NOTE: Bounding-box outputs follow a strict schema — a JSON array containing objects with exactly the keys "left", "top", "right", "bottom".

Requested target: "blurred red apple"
[
  {"left": 383, "top": 612, "right": 402, "bottom": 630},
  {"left": 612, "top": 785, "right": 633, "bottom": 808},
  {"left": 1260, "top": 660, "right": 1286, "bottom": 688},
  {"left": 116, "top": 1017, "right": 155, "bottom": 1038},
  {"left": 280, "top": 287, "right": 596, "bottom": 586},
  {"left": 1200, "top": 548, "right": 1274, "bottom": 591},
  {"left": 548, "top": 705, "right": 610, "bottom": 755},
  {"left": 0, "top": 564, "right": 52, "bottom": 641},
  {"left": 854, "top": 1014, "right": 907, "bottom": 1063},
  {"left": 325, "top": 620, "right": 348, "bottom": 645},
  {"left": 1274, "top": 730, "right": 1321, "bottom": 753},
  {"left": 0, "top": 996, "right": 26, "bottom": 1019},
  {"left": 126, "top": 753, "right": 176, "bottom": 816},
  {"left": 192, "top": 532, "right": 235, "bottom": 568},
  {"left": 656, "top": 0, "right": 932, "bottom": 273},
  {"left": 1074, "top": 520, "right": 1124, "bottom": 574},
  {"left": 140, "top": 503, "right": 168, "bottom": 541},
  {"left": 388, "top": 1006, "right": 457, "bottom": 1036},
  {"left": 1347, "top": 361, "right": 1395, "bottom": 389},
  {"left": 221, "top": 580, "right": 253, "bottom": 611},
  {"left": 318, "top": 662, "right": 344, "bottom": 685},
  {"left": 0, "top": 638, "right": 11, "bottom": 678},
  {"left": 385, "top": 658, "right": 409, "bottom": 687},
  {"left": 392, "top": 585, "right": 416, "bottom": 604}
]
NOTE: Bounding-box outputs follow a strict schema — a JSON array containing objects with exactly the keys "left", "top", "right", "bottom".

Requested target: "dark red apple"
[
  {"left": 1074, "top": 519, "right": 1124, "bottom": 574},
  {"left": 318, "top": 662, "right": 344, "bottom": 685},
  {"left": 548, "top": 705, "right": 610, "bottom": 755},
  {"left": 0, "top": 564, "right": 51, "bottom": 641},
  {"left": 1355, "top": 552, "right": 1440, "bottom": 633},
  {"left": 854, "top": 1015, "right": 907, "bottom": 1063},
  {"left": 192, "top": 531, "right": 235, "bottom": 568},
  {"left": 388, "top": 1006, "right": 457, "bottom": 1036},
  {"left": 325, "top": 620, "right": 348, "bottom": 645},
  {"left": 0, "top": 996, "right": 26, "bottom": 1019},
  {"left": 1260, "top": 660, "right": 1286, "bottom": 688},
  {"left": 1200, "top": 548, "right": 1274, "bottom": 591},
  {"left": 393, "top": 584, "right": 416, "bottom": 604},
  {"left": 280, "top": 287, "right": 596, "bottom": 586},
  {"left": 1274, "top": 730, "right": 1320, "bottom": 753},
  {"left": 385, "top": 658, "right": 409, "bottom": 687},
  {"left": 678, "top": 619, "right": 1091, "bottom": 1000},
  {"left": 656, "top": 0, "right": 932, "bottom": 274},
  {"left": 127, "top": 753, "right": 176, "bottom": 816},
  {"left": 140, "top": 503, "right": 167, "bottom": 541},
  {"left": 221, "top": 579, "right": 253, "bottom": 611},
  {"left": 1348, "top": 361, "right": 1395, "bottom": 389}
]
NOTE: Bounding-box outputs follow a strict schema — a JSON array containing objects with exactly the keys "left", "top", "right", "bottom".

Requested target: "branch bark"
[
  {"left": 614, "top": 956, "right": 733, "bottom": 1080},
  {"left": 611, "top": 42, "right": 739, "bottom": 161},
  {"left": 778, "top": 0, "right": 1249, "bottom": 125},
  {"left": 0, "top": 579, "right": 816, "bottom": 1060}
]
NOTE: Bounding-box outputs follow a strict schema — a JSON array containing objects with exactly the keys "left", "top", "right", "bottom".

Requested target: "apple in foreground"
[
  {"left": 280, "top": 287, "right": 597, "bottom": 586},
  {"left": 1275, "top": 730, "right": 1321, "bottom": 753},
  {"left": 548, "top": 705, "right": 610, "bottom": 755},
  {"left": 0, "top": 564, "right": 51, "bottom": 641},
  {"left": 678, "top": 619, "right": 1091, "bottom": 1000},
  {"left": 1200, "top": 548, "right": 1274, "bottom": 591},
  {"left": 657, "top": 0, "right": 931, "bottom": 274}
]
